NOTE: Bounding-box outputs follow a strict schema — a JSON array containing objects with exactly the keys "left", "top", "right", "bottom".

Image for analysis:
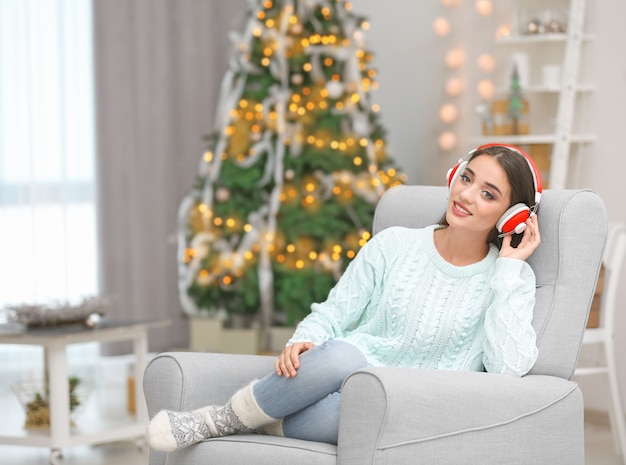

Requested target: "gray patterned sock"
[{"left": 146, "top": 381, "right": 277, "bottom": 452}]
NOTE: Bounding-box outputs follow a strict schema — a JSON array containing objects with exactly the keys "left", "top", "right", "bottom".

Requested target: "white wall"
[{"left": 353, "top": 0, "right": 626, "bottom": 414}]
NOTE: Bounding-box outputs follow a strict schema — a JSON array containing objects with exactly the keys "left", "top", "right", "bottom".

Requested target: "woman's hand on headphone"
[{"left": 499, "top": 214, "right": 541, "bottom": 261}]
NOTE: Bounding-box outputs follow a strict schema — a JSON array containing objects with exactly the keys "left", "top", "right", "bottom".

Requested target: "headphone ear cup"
[
  {"left": 497, "top": 203, "right": 531, "bottom": 235},
  {"left": 447, "top": 160, "right": 467, "bottom": 190}
]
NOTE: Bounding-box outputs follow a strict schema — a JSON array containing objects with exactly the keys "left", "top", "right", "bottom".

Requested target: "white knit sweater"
[{"left": 288, "top": 225, "right": 539, "bottom": 377}]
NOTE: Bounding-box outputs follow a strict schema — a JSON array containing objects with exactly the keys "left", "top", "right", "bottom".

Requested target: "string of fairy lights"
[
  {"left": 178, "top": 0, "right": 405, "bottom": 320},
  {"left": 434, "top": 0, "right": 497, "bottom": 152}
]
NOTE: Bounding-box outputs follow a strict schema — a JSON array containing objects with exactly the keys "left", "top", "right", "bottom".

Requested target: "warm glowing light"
[
  {"left": 433, "top": 17, "right": 451, "bottom": 36},
  {"left": 445, "top": 48, "right": 465, "bottom": 68},
  {"left": 495, "top": 25, "right": 512, "bottom": 40},
  {"left": 353, "top": 157, "right": 363, "bottom": 166},
  {"left": 439, "top": 103, "right": 459, "bottom": 123},
  {"left": 438, "top": 131, "right": 458, "bottom": 151},
  {"left": 475, "top": 0, "right": 493, "bottom": 16},
  {"left": 446, "top": 76, "right": 465, "bottom": 97},
  {"left": 477, "top": 53, "right": 496, "bottom": 73},
  {"left": 203, "top": 151, "right": 213, "bottom": 162},
  {"left": 440, "top": 0, "right": 461, "bottom": 6},
  {"left": 477, "top": 79, "right": 495, "bottom": 99}
]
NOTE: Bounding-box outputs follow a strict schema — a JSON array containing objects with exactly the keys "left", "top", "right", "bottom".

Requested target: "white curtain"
[{"left": 0, "top": 0, "right": 98, "bottom": 387}]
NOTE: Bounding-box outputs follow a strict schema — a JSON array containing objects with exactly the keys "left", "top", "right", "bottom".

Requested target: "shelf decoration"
[
  {"left": 507, "top": 64, "right": 529, "bottom": 135},
  {"left": 177, "top": 0, "right": 405, "bottom": 341},
  {"left": 5, "top": 296, "right": 108, "bottom": 328},
  {"left": 519, "top": 8, "right": 567, "bottom": 35},
  {"left": 12, "top": 376, "right": 91, "bottom": 429}
]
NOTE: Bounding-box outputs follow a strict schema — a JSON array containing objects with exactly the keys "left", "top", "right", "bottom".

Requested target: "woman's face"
[{"left": 446, "top": 154, "right": 512, "bottom": 237}]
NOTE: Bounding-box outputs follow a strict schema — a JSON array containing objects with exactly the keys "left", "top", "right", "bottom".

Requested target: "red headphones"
[{"left": 446, "top": 143, "right": 543, "bottom": 236}]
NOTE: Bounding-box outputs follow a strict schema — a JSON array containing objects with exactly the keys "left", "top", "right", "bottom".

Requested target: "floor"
[{"left": 0, "top": 420, "right": 622, "bottom": 464}]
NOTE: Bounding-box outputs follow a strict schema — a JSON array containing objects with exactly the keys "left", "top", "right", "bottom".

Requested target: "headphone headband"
[{"left": 468, "top": 143, "right": 543, "bottom": 205}]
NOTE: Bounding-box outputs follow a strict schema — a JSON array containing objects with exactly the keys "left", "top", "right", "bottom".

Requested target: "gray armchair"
[{"left": 144, "top": 185, "right": 606, "bottom": 465}]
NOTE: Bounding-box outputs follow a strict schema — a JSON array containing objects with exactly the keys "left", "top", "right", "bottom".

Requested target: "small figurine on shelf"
[{"left": 508, "top": 64, "right": 529, "bottom": 135}]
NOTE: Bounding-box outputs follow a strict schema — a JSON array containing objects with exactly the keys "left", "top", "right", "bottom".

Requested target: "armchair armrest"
[
  {"left": 338, "top": 368, "right": 584, "bottom": 465},
  {"left": 143, "top": 352, "right": 276, "bottom": 415}
]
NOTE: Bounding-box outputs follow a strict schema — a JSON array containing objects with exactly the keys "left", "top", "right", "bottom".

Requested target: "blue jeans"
[{"left": 252, "top": 339, "right": 368, "bottom": 444}]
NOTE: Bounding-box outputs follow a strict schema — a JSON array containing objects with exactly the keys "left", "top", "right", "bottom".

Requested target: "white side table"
[{"left": 0, "top": 319, "right": 170, "bottom": 464}]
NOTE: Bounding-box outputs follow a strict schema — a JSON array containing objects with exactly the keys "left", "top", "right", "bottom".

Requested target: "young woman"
[{"left": 147, "top": 143, "right": 542, "bottom": 450}]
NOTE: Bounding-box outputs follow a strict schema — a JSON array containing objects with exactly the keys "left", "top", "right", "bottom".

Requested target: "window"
[
  {"left": 0, "top": 0, "right": 97, "bottom": 308},
  {"left": 0, "top": 0, "right": 98, "bottom": 389}
]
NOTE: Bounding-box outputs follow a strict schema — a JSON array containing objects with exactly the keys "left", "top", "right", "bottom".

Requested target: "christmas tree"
[{"left": 177, "top": 0, "right": 405, "bottom": 341}]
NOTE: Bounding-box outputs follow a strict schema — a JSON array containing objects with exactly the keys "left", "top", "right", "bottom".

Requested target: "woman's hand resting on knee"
[{"left": 276, "top": 342, "right": 315, "bottom": 378}]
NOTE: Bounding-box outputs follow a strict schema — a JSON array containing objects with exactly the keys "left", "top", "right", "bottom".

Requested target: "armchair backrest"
[{"left": 372, "top": 185, "right": 606, "bottom": 379}]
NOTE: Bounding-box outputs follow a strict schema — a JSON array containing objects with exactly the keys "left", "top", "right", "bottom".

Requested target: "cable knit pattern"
[{"left": 288, "top": 225, "right": 538, "bottom": 377}]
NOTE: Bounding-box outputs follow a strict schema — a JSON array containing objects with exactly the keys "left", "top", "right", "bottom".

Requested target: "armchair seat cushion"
[{"left": 165, "top": 435, "right": 336, "bottom": 465}]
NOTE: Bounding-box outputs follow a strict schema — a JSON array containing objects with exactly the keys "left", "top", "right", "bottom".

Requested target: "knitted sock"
[{"left": 146, "top": 381, "right": 277, "bottom": 452}]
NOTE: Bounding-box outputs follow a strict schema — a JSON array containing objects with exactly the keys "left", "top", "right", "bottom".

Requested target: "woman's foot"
[
  {"left": 146, "top": 381, "right": 277, "bottom": 451},
  {"left": 147, "top": 406, "right": 217, "bottom": 451}
]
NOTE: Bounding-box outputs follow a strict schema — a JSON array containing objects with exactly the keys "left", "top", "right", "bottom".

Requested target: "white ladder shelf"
[{"left": 550, "top": 0, "right": 588, "bottom": 188}]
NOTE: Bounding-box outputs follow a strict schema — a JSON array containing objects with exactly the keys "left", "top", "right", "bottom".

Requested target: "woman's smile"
[{"left": 452, "top": 201, "right": 471, "bottom": 217}]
